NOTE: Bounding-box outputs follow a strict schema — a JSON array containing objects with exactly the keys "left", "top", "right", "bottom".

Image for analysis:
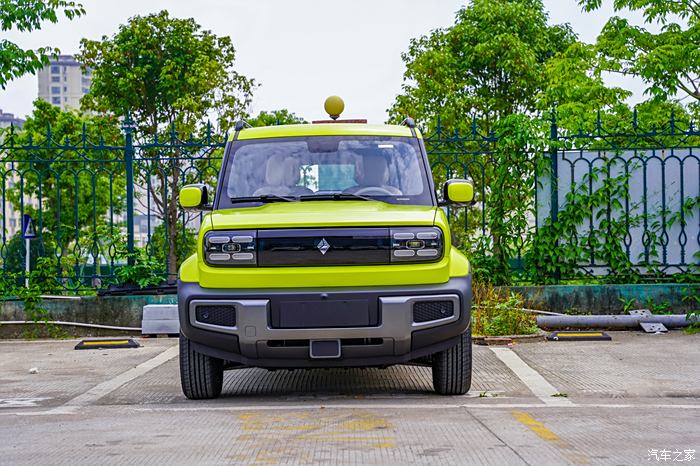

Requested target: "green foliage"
[
  {"left": 5, "top": 100, "right": 124, "bottom": 256},
  {"left": 78, "top": 10, "right": 255, "bottom": 278},
  {"left": 681, "top": 287, "right": 700, "bottom": 333},
  {"left": 472, "top": 282, "right": 539, "bottom": 336},
  {"left": 461, "top": 114, "right": 549, "bottom": 285},
  {"left": 644, "top": 298, "right": 672, "bottom": 314},
  {"left": 148, "top": 222, "right": 198, "bottom": 271},
  {"left": 388, "top": 0, "right": 633, "bottom": 134},
  {"left": 78, "top": 10, "right": 254, "bottom": 136},
  {"left": 0, "top": 0, "right": 85, "bottom": 88},
  {"left": 247, "top": 110, "right": 307, "bottom": 127},
  {"left": 537, "top": 41, "right": 632, "bottom": 131},
  {"left": 114, "top": 247, "right": 163, "bottom": 288},
  {"left": 1, "top": 232, "right": 43, "bottom": 277},
  {"left": 0, "top": 255, "right": 67, "bottom": 338},
  {"left": 580, "top": 0, "right": 700, "bottom": 103},
  {"left": 526, "top": 160, "right": 640, "bottom": 284},
  {"left": 389, "top": 0, "right": 652, "bottom": 285},
  {"left": 619, "top": 296, "right": 637, "bottom": 313}
]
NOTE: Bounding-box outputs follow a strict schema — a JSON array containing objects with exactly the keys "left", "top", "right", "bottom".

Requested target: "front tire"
[
  {"left": 179, "top": 334, "right": 224, "bottom": 399},
  {"left": 432, "top": 332, "right": 472, "bottom": 395}
]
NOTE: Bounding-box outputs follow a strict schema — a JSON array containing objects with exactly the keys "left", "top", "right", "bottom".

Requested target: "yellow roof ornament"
[{"left": 324, "top": 96, "right": 345, "bottom": 120}]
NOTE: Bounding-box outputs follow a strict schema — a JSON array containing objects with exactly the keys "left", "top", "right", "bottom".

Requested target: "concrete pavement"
[{"left": 0, "top": 331, "right": 698, "bottom": 465}]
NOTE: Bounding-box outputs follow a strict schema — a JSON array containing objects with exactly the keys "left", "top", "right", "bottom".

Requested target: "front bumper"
[{"left": 178, "top": 275, "right": 471, "bottom": 368}]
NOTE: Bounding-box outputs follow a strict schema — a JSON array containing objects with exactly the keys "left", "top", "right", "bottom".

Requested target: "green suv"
[{"left": 178, "top": 101, "right": 474, "bottom": 399}]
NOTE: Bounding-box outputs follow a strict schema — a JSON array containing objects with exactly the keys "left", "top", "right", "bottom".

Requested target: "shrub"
[{"left": 472, "top": 282, "right": 539, "bottom": 336}]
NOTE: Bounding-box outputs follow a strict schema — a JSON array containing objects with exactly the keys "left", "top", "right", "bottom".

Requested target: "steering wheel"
[{"left": 353, "top": 186, "right": 396, "bottom": 196}]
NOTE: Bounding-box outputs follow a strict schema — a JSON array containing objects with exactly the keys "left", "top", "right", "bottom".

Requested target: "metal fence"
[
  {"left": 0, "top": 119, "right": 226, "bottom": 292},
  {"left": 423, "top": 113, "right": 700, "bottom": 282},
  {"left": 1, "top": 112, "right": 698, "bottom": 292}
]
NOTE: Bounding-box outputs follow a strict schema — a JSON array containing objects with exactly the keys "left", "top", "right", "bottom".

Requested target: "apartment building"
[{"left": 37, "top": 55, "right": 92, "bottom": 110}]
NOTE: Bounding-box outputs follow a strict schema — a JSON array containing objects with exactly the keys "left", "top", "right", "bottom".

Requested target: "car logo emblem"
[{"left": 317, "top": 238, "right": 330, "bottom": 255}]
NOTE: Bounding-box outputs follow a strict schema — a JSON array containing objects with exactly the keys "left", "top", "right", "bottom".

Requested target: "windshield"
[{"left": 217, "top": 135, "right": 434, "bottom": 208}]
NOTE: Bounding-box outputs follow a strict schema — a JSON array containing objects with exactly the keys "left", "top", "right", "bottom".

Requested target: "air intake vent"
[
  {"left": 195, "top": 305, "right": 236, "bottom": 327},
  {"left": 413, "top": 301, "right": 454, "bottom": 323}
]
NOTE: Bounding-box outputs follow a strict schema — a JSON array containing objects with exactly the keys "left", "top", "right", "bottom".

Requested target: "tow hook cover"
[{"left": 309, "top": 340, "right": 341, "bottom": 359}]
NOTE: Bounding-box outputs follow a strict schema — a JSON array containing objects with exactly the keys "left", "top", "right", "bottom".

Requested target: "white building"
[
  {"left": 0, "top": 109, "right": 25, "bottom": 129},
  {"left": 37, "top": 55, "right": 92, "bottom": 110}
]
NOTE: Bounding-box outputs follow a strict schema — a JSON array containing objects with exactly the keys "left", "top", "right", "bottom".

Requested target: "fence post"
[
  {"left": 122, "top": 115, "right": 135, "bottom": 265},
  {"left": 549, "top": 111, "right": 560, "bottom": 282}
]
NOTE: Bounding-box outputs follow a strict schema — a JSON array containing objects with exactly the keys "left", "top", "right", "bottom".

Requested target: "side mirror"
[
  {"left": 180, "top": 184, "right": 211, "bottom": 210},
  {"left": 442, "top": 179, "right": 474, "bottom": 205}
]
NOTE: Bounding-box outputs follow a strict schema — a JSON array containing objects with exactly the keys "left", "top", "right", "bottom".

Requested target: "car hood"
[{"left": 209, "top": 201, "right": 438, "bottom": 230}]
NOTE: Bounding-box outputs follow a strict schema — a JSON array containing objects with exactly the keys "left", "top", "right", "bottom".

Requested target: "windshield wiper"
[
  {"left": 299, "top": 193, "right": 375, "bottom": 202},
  {"left": 229, "top": 195, "right": 297, "bottom": 204}
]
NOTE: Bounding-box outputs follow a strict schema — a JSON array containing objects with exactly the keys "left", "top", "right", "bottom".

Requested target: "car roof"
[{"left": 231, "top": 123, "right": 422, "bottom": 141}]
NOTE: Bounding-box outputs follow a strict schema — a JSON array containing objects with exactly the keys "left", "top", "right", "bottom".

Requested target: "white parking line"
[
  {"left": 33, "top": 345, "right": 179, "bottom": 415},
  {"left": 490, "top": 346, "right": 574, "bottom": 406},
  {"left": 3, "top": 402, "right": 699, "bottom": 417},
  {"left": 0, "top": 398, "right": 50, "bottom": 408},
  {"left": 129, "top": 403, "right": 700, "bottom": 412}
]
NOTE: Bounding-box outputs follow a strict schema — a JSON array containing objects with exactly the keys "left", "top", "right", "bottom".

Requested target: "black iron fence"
[{"left": 1, "top": 111, "right": 698, "bottom": 292}]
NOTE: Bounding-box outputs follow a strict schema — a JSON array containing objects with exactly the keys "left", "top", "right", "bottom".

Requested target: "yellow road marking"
[
  {"left": 556, "top": 333, "right": 604, "bottom": 337},
  {"left": 238, "top": 409, "right": 396, "bottom": 464},
  {"left": 512, "top": 411, "right": 590, "bottom": 464},
  {"left": 512, "top": 411, "right": 560, "bottom": 441}
]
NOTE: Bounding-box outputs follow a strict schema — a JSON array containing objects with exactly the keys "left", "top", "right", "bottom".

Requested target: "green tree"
[
  {"left": 1, "top": 231, "right": 43, "bottom": 277},
  {"left": 389, "top": 0, "right": 635, "bottom": 285},
  {"left": 536, "top": 41, "right": 632, "bottom": 131},
  {"left": 247, "top": 109, "right": 307, "bottom": 127},
  {"left": 78, "top": 10, "right": 255, "bottom": 278},
  {"left": 0, "top": 0, "right": 85, "bottom": 88},
  {"left": 5, "top": 100, "right": 123, "bottom": 277},
  {"left": 388, "top": 0, "right": 577, "bottom": 129},
  {"left": 580, "top": 0, "right": 700, "bottom": 104}
]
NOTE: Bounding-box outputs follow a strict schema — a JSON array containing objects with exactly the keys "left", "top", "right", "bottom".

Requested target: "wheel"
[
  {"left": 432, "top": 332, "right": 472, "bottom": 395},
  {"left": 179, "top": 333, "right": 224, "bottom": 399}
]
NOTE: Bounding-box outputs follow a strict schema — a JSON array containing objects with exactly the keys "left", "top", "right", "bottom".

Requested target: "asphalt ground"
[{"left": 0, "top": 331, "right": 698, "bottom": 465}]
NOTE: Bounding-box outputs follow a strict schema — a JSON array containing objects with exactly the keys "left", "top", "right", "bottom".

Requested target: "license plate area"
[
  {"left": 273, "top": 299, "right": 376, "bottom": 328},
  {"left": 309, "top": 340, "right": 341, "bottom": 359}
]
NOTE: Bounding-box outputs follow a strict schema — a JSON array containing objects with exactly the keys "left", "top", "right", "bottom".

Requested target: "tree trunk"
[{"left": 166, "top": 159, "right": 181, "bottom": 281}]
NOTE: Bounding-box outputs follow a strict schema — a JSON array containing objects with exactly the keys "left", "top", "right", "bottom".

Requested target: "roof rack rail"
[{"left": 234, "top": 120, "right": 252, "bottom": 131}]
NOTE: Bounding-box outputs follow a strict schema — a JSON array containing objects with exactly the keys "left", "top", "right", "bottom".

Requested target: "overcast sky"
[{"left": 0, "top": 0, "right": 650, "bottom": 123}]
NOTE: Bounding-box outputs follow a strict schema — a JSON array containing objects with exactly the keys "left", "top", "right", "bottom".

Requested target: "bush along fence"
[{"left": 1, "top": 110, "right": 699, "bottom": 294}]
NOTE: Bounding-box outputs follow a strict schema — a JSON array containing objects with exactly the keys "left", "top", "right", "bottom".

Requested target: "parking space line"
[
  {"left": 127, "top": 402, "right": 700, "bottom": 412},
  {"left": 38, "top": 345, "right": 179, "bottom": 415},
  {"left": 490, "top": 347, "right": 574, "bottom": 406},
  {"left": 5, "top": 402, "right": 699, "bottom": 417},
  {"left": 512, "top": 410, "right": 590, "bottom": 464}
]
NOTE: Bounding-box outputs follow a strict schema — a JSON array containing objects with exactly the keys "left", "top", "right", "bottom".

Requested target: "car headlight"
[
  {"left": 203, "top": 230, "right": 257, "bottom": 266},
  {"left": 390, "top": 227, "right": 443, "bottom": 262}
]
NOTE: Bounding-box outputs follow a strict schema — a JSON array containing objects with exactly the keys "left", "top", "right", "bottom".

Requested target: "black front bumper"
[{"left": 178, "top": 275, "right": 471, "bottom": 368}]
